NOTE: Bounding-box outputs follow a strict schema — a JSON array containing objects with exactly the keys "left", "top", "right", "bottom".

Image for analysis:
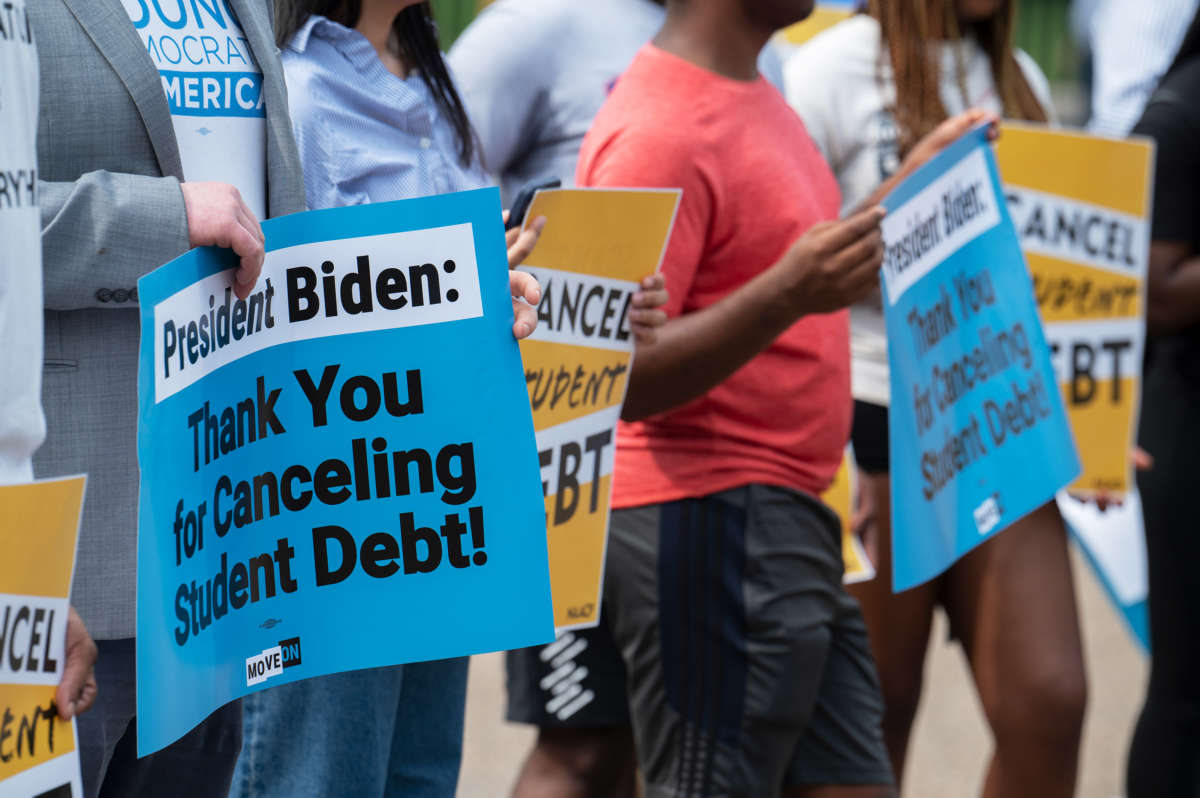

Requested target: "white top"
[
  {"left": 1083, "top": 0, "right": 1199, "bottom": 136},
  {"left": 122, "top": 0, "right": 268, "bottom": 218},
  {"left": 0, "top": 0, "right": 46, "bottom": 483},
  {"left": 784, "top": 15, "right": 1053, "bottom": 406}
]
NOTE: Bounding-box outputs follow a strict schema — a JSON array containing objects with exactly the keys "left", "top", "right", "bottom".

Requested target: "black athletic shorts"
[
  {"left": 851, "top": 400, "right": 890, "bottom": 474},
  {"left": 506, "top": 617, "right": 631, "bottom": 727},
  {"left": 604, "top": 484, "right": 893, "bottom": 796}
]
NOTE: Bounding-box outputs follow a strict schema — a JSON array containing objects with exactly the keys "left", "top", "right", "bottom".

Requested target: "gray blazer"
[{"left": 31, "top": 0, "right": 306, "bottom": 639}]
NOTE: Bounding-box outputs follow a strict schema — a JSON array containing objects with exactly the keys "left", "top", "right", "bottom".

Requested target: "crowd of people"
[{"left": 1, "top": 0, "right": 1197, "bottom": 796}]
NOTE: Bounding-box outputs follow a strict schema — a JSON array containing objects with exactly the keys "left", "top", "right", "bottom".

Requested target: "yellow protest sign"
[
  {"left": 821, "top": 447, "right": 875, "bottom": 584},
  {"left": 519, "top": 189, "right": 680, "bottom": 632},
  {"left": 0, "top": 476, "right": 86, "bottom": 797},
  {"left": 996, "top": 124, "right": 1153, "bottom": 496},
  {"left": 780, "top": 1, "right": 855, "bottom": 45}
]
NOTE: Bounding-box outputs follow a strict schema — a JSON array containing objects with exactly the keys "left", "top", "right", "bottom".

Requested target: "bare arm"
[
  {"left": 621, "top": 112, "right": 1000, "bottom": 420},
  {"left": 1146, "top": 240, "right": 1200, "bottom": 334},
  {"left": 854, "top": 110, "right": 1000, "bottom": 215},
  {"left": 623, "top": 208, "right": 885, "bottom": 420}
]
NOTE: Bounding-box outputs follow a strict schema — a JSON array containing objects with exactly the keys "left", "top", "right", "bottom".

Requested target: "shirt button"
[
  {"left": 96, "top": 289, "right": 112, "bottom": 303},
  {"left": 419, "top": 137, "right": 432, "bottom": 149}
]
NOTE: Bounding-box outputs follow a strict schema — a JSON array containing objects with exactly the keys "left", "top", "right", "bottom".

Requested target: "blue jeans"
[{"left": 231, "top": 659, "right": 469, "bottom": 798}]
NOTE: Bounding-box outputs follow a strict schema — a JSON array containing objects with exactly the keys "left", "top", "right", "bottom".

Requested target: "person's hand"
[
  {"left": 630, "top": 274, "right": 669, "bottom": 345},
  {"left": 505, "top": 211, "right": 546, "bottom": 270},
  {"left": 1132, "top": 446, "right": 1155, "bottom": 472},
  {"left": 503, "top": 212, "right": 546, "bottom": 340},
  {"left": 181, "top": 182, "right": 266, "bottom": 300},
  {"left": 902, "top": 109, "right": 1000, "bottom": 176},
  {"left": 1070, "top": 447, "right": 1155, "bottom": 512},
  {"left": 851, "top": 465, "right": 876, "bottom": 531},
  {"left": 779, "top": 206, "right": 887, "bottom": 316},
  {"left": 55, "top": 606, "right": 98, "bottom": 720},
  {"left": 851, "top": 467, "right": 878, "bottom": 565}
]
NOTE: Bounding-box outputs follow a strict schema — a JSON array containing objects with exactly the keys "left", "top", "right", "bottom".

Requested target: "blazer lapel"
[
  {"left": 228, "top": 0, "right": 304, "bottom": 218},
  {"left": 60, "top": 0, "right": 184, "bottom": 180}
]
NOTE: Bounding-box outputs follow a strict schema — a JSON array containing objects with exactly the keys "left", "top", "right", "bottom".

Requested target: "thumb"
[
  {"left": 1132, "top": 446, "right": 1154, "bottom": 471},
  {"left": 56, "top": 659, "right": 87, "bottom": 720},
  {"left": 56, "top": 607, "right": 98, "bottom": 720}
]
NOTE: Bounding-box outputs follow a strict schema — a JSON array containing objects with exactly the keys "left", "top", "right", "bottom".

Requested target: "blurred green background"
[
  {"left": 1015, "top": 0, "right": 1080, "bottom": 83},
  {"left": 430, "top": 0, "right": 490, "bottom": 48}
]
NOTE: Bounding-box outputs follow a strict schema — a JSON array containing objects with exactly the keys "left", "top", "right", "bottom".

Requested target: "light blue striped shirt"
[
  {"left": 1081, "top": 0, "right": 1200, "bottom": 136},
  {"left": 282, "top": 14, "right": 486, "bottom": 211}
]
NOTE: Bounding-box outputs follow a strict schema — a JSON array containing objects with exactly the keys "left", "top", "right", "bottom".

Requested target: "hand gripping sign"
[
  {"left": 0, "top": 476, "right": 86, "bottom": 798},
  {"left": 881, "top": 126, "right": 1080, "bottom": 592},
  {"left": 515, "top": 188, "right": 680, "bottom": 633},
  {"left": 821, "top": 447, "right": 876, "bottom": 584},
  {"left": 135, "top": 190, "right": 553, "bottom": 755}
]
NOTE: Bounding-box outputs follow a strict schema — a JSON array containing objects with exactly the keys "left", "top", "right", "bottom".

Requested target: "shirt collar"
[
  {"left": 289, "top": 15, "right": 376, "bottom": 65},
  {"left": 288, "top": 14, "right": 427, "bottom": 100},
  {"left": 287, "top": 13, "right": 325, "bottom": 54}
]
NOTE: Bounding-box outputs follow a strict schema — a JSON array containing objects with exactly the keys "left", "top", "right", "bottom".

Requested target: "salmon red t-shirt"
[{"left": 577, "top": 44, "right": 851, "bottom": 508}]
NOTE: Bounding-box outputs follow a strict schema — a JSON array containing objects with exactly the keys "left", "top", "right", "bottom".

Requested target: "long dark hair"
[
  {"left": 867, "top": 0, "right": 1047, "bottom": 156},
  {"left": 276, "top": 1, "right": 476, "bottom": 166}
]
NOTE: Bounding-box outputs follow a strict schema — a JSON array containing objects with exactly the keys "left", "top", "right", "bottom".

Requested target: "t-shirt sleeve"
[
  {"left": 1133, "top": 70, "right": 1200, "bottom": 243},
  {"left": 448, "top": 0, "right": 560, "bottom": 178},
  {"left": 579, "top": 128, "right": 714, "bottom": 318}
]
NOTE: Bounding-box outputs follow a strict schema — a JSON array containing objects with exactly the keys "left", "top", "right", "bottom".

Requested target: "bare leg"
[
  {"left": 944, "top": 502, "right": 1087, "bottom": 798},
  {"left": 846, "top": 472, "right": 939, "bottom": 788},
  {"left": 510, "top": 727, "right": 637, "bottom": 798}
]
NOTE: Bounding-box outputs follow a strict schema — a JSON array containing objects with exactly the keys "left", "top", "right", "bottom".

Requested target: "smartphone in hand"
[{"left": 505, "top": 178, "right": 561, "bottom": 231}]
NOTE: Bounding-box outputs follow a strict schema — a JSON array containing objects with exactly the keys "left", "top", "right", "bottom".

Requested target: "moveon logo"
[
  {"left": 246, "top": 637, "right": 301, "bottom": 686},
  {"left": 973, "top": 494, "right": 1003, "bottom": 536}
]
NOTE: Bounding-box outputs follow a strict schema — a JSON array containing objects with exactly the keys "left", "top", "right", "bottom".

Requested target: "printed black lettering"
[
  {"left": 294, "top": 364, "right": 340, "bottom": 426},
  {"left": 361, "top": 532, "right": 400, "bottom": 578},
  {"left": 287, "top": 266, "right": 319, "bottom": 322},
  {"left": 400, "top": 512, "right": 441, "bottom": 574}
]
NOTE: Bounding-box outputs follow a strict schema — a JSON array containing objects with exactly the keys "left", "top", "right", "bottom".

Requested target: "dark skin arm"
[
  {"left": 854, "top": 111, "right": 999, "bottom": 213},
  {"left": 1146, "top": 240, "right": 1200, "bottom": 334},
  {"left": 622, "top": 207, "right": 886, "bottom": 421},
  {"left": 621, "top": 110, "right": 997, "bottom": 422},
  {"left": 844, "top": 111, "right": 1000, "bottom": 309}
]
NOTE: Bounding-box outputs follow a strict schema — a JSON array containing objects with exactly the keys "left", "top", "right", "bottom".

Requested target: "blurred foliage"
[
  {"left": 430, "top": 0, "right": 489, "bottom": 49},
  {"left": 1015, "top": 0, "right": 1082, "bottom": 83}
]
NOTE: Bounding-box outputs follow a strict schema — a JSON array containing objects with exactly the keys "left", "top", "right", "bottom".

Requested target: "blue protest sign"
[
  {"left": 882, "top": 127, "right": 1081, "bottom": 592},
  {"left": 135, "top": 189, "right": 554, "bottom": 755}
]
